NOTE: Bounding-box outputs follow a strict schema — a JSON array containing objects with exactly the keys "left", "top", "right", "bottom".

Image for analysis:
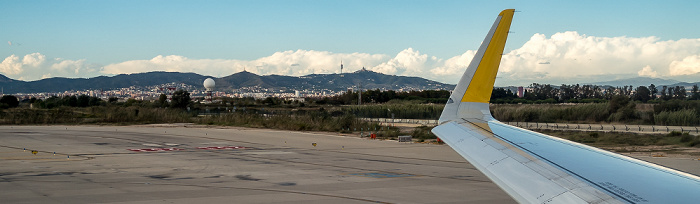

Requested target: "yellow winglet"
[
  {"left": 438, "top": 9, "right": 515, "bottom": 123},
  {"left": 461, "top": 9, "right": 514, "bottom": 103}
]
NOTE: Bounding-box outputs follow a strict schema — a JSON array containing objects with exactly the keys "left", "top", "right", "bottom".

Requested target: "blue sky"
[{"left": 2, "top": 0, "right": 700, "bottom": 85}]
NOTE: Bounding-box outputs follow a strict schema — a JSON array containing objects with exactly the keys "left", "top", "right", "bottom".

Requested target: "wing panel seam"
[{"left": 463, "top": 120, "right": 635, "bottom": 203}]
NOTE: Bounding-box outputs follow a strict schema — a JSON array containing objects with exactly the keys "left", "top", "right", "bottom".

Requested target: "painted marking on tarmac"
[
  {"left": 196, "top": 146, "right": 249, "bottom": 150},
  {"left": 127, "top": 148, "right": 184, "bottom": 152},
  {"left": 347, "top": 172, "right": 416, "bottom": 179},
  {"left": 142, "top": 143, "right": 162, "bottom": 147},
  {"left": 241, "top": 151, "right": 293, "bottom": 155}
]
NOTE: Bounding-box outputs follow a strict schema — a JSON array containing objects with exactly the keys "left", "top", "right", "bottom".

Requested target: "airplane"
[{"left": 432, "top": 9, "right": 700, "bottom": 204}]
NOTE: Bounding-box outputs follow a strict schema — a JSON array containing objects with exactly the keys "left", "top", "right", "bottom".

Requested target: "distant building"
[{"left": 517, "top": 86, "right": 524, "bottom": 98}]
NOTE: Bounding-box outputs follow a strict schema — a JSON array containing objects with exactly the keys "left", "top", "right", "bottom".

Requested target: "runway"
[{"left": 0, "top": 125, "right": 514, "bottom": 204}]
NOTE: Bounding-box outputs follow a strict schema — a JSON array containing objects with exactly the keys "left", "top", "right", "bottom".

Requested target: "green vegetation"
[
  {"left": 170, "top": 90, "right": 191, "bottom": 109},
  {"left": 0, "top": 91, "right": 386, "bottom": 136},
  {"left": 490, "top": 83, "right": 700, "bottom": 104},
  {"left": 542, "top": 130, "right": 700, "bottom": 149},
  {"left": 310, "top": 89, "right": 450, "bottom": 105},
  {"left": 0, "top": 95, "right": 20, "bottom": 109},
  {"left": 344, "top": 102, "right": 443, "bottom": 119},
  {"left": 491, "top": 99, "right": 700, "bottom": 126},
  {"left": 0, "top": 106, "right": 192, "bottom": 125},
  {"left": 1, "top": 85, "right": 699, "bottom": 149},
  {"left": 2, "top": 89, "right": 700, "bottom": 126},
  {"left": 410, "top": 125, "right": 437, "bottom": 142}
]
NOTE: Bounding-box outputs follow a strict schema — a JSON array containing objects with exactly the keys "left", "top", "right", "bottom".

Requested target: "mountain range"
[
  {"left": 0, "top": 69, "right": 454, "bottom": 94},
  {"left": 587, "top": 77, "right": 689, "bottom": 88},
  {"left": 1, "top": 71, "right": 698, "bottom": 95}
]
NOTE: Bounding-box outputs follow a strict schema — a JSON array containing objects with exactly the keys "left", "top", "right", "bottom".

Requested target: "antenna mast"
[{"left": 358, "top": 82, "right": 362, "bottom": 105}]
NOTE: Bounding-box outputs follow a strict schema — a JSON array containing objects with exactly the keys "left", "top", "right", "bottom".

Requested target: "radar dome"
[{"left": 203, "top": 78, "right": 215, "bottom": 91}]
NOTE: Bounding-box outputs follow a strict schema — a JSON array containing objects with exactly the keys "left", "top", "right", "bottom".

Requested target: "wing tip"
[
  {"left": 438, "top": 9, "right": 514, "bottom": 123},
  {"left": 499, "top": 9, "right": 515, "bottom": 16}
]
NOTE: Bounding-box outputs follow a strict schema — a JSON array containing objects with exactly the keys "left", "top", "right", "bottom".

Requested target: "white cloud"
[
  {"left": 252, "top": 50, "right": 387, "bottom": 75},
  {"left": 0, "top": 55, "right": 23, "bottom": 75},
  {"left": 0, "top": 53, "right": 99, "bottom": 81},
  {"left": 2, "top": 32, "right": 700, "bottom": 85},
  {"left": 669, "top": 55, "right": 700, "bottom": 76},
  {"left": 102, "top": 50, "right": 389, "bottom": 77},
  {"left": 22, "top": 53, "right": 45, "bottom": 67},
  {"left": 101, "top": 55, "right": 217, "bottom": 75},
  {"left": 372, "top": 48, "right": 439, "bottom": 76},
  {"left": 51, "top": 59, "right": 85, "bottom": 74},
  {"left": 637, "top": 65, "right": 658, "bottom": 77},
  {"left": 493, "top": 32, "right": 700, "bottom": 85}
]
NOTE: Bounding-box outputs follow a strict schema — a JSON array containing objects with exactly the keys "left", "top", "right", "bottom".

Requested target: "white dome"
[{"left": 203, "top": 78, "right": 215, "bottom": 90}]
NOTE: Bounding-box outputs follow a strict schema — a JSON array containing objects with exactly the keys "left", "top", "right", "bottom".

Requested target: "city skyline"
[{"left": 2, "top": 1, "right": 700, "bottom": 86}]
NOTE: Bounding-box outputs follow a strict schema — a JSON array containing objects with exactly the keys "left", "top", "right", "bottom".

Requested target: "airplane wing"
[{"left": 432, "top": 9, "right": 700, "bottom": 204}]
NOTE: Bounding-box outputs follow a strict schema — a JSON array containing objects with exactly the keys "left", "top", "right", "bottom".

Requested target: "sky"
[{"left": 2, "top": 0, "right": 700, "bottom": 86}]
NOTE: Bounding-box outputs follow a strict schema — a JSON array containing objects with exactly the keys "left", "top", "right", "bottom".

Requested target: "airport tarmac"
[
  {"left": 0, "top": 125, "right": 514, "bottom": 204},
  {"left": 2, "top": 125, "right": 699, "bottom": 204}
]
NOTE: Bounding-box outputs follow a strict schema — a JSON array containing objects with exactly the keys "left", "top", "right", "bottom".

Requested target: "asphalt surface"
[
  {"left": 2, "top": 125, "right": 698, "bottom": 204},
  {"left": 0, "top": 125, "right": 514, "bottom": 204}
]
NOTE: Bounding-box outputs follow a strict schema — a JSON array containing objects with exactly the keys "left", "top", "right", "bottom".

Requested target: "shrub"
[
  {"left": 680, "top": 133, "right": 693, "bottom": 143},
  {"left": 0, "top": 95, "right": 19, "bottom": 108},
  {"left": 654, "top": 109, "right": 699, "bottom": 126}
]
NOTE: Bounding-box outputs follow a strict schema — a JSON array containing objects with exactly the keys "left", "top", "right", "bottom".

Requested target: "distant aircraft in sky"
[{"left": 432, "top": 9, "right": 700, "bottom": 204}]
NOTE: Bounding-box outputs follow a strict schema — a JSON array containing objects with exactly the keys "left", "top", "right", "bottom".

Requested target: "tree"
[
  {"left": 170, "top": 90, "right": 191, "bottom": 109},
  {"left": 660, "top": 86, "right": 668, "bottom": 100},
  {"left": 667, "top": 86, "right": 675, "bottom": 100},
  {"left": 674, "top": 86, "right": 687, "bottom": 99},
  {"left": 608, "top": 95, "right": 630, "bottom": 113},
  {"left": 633, "top": 86, "right": 651, "bottom": 102},
  {"left": 691, "top": 84, "right": 700, "bottom": 100},
  {"left": 157, "top": 94, "right": 168, "bottom": 107},
  {"left": 88, "top": 96, "right": 102, "bottom": 106},
  {"left": 66, "top": 96, "right": 78, "bottom": 107},
  {"left": 529, "top": 83, "right": 555, "bottom": 100},
  {"left": 0, "top": 95, "right": 19, "bottom": 108},
  {"left": 559, "top": 84, "right": 575, "bottom": 101},
  {"left": 604, "top": 87, "right": 616, "bottom": 100},
  {"left": 491, "top": 88, "right": 516, "bottom": 100},
  {"left": 77, "top": 95, "right": 90, "bottom": 107},
  {"left": 648, "top": 84, "right": 657, "bottom": 99}
]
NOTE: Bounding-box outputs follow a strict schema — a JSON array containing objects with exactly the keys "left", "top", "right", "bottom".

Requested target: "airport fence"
[
  {"left": 504, "top": 122, "right": 700, "bottom": 135},
  {"left": 359, "top": 117, "right": 439, "bottom": 126},
  {"left": 359, "top": 118, "right": 700, "bottom": 135}
]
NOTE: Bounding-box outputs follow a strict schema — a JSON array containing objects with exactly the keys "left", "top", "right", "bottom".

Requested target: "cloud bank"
[{"left": 2, "top": 32, "right": 700, "bottom": 85}]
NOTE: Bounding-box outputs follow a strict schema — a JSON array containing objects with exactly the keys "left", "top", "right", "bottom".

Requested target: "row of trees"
[
  {"left": 6, "top": 83, "right": 697, "bottom": 110},
  {"left": 491, "top": 98, "right": 700, "bottom": 126},
  {"left": 312, "top": 89, "right": 450, "bottom": 105},
  {"left": 305, "top": 83, "right": 699, "bottom": 106},
  {"left": 0, "top": 90, "right": 192, "bottom": 110},
  {"left": 492, "top": 83, "right": 700, "bottom": 104}
]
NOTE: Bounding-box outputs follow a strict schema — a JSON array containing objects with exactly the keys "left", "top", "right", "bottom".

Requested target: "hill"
[
  {"left": 215, "top": 68, "right": 453, "bottom": 91},
  {"left": 588, "top": 77, "right": 682, "bottom": 87},
  {"left": 0, "top": 70, "right": 453, "bottom": 94},
  {"left": 0, "top": 72, "right": 208, "bottom": 94}
]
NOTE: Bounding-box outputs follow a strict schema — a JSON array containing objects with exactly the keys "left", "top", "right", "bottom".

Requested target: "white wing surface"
[{"left": 432, "top": 9, "right": 700, "bottom": 204}]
